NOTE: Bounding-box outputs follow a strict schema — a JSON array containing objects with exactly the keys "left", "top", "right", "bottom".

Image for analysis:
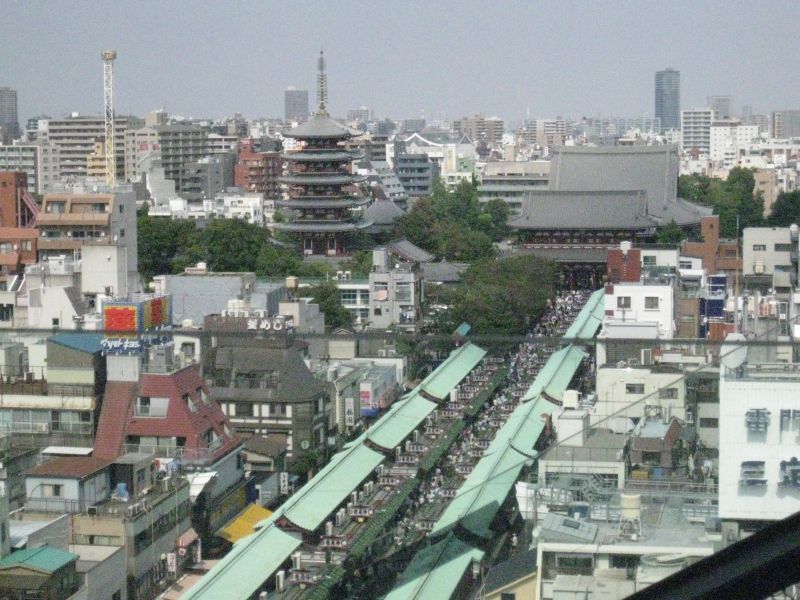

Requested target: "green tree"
[
  {"left": 200, "top": 219, "right": 270, "bottom": 272},
  {"left": 769, "top": 190, "right": 800, "bottom": 226},
  {"left": 307, "top": 281, "right": 353, "bottom": 330},
  {"left": 657, "top": 219, "right": 685, "bottom": 244},
  {"left": 137, "top": 215, "right": 201, "bottom": 283},
  {"left": 482, "top": 197, "right": 511, "bottom": 241}
]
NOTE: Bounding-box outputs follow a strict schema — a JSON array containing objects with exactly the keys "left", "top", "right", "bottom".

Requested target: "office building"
[
  {"left": 771, "top": 109, "right": 800, "bottom": 139},
  {"left": 655, "top": 68, "right": 681, "bottom": 132},
  {"left": 681, "top": 107, "right": 714, "bottom": 154},
  {"left": 393, "top": 151, "right": 440, "bottom": 198},
  {"left": 0, "top": 87, "right": 19, "bottom": 143},
  {"left": 709, "top": 120, "right": 760, "bottom": 165},
  {"left": 233, "top": 138, "right": 281, "bottom": 197},
  {"left": 284, "top": 87, "right": 309, "bottom": 122}
]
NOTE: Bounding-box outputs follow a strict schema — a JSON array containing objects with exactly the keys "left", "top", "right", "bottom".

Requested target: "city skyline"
[{"left": 4, "top": 1, "right": 800, "bottom": 124}]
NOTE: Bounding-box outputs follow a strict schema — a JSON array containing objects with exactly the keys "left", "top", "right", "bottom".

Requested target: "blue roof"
[{"left": 48, "top": 332, "right": 104, "bottom": 354}]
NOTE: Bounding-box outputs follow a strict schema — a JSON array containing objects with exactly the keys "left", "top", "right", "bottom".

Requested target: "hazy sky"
[{"left": 5, "top": 1, "right": 800, "bottom": 124}]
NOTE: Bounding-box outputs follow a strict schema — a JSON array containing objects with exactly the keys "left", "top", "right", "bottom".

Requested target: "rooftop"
[
  {"left": 0, "top": 546, "right": 78, "bottom": 574},
  {"left": 25, "top": 456, "right": 111, "bottom": 480}
]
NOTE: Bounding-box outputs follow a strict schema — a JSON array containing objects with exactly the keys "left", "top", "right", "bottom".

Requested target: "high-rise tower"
[
  {"left": 275, "top": 52, "right": 371, "bottom": 257},
  {"left": 655, "top": 68, "right": 680, "bottom": 133},
  {"left": 0, "top": 87, "right": 19, "bottom": 144}
]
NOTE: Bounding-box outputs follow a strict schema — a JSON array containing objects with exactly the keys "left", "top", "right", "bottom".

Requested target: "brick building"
[{"left": 233, "top": 139, "right": 281, "bottom": 198}]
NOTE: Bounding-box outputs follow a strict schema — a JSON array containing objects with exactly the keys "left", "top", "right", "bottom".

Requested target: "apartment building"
[
  {"left": 124, "top": 123, "right": 208, "bottom": 183},
  {"left": 0, "top": 143, "right": 61, "bottom": 193},
  {"left": 38, "top": 114, "right": 141, "bottom": 179},
  {"left": 742, "top": 226, "right": 795, "bottom": 296},
  {"left": 681, "top": 108, "right": 714, "bottom": 154}
]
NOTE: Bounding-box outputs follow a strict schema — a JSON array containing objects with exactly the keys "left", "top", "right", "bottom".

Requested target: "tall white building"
[
  {"left": 681, "top": 108, "right": 714, "bottom": 154},
  {"left": 709, "top": 120, "right": 760, "bottom": 166},
  {"left": 719, "top": 342, "right": 800, "bottom": 525}
]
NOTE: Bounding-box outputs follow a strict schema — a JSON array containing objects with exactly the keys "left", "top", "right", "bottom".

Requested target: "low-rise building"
[{"left": 0, "top": 546, "right": 81, "bottom": 600}]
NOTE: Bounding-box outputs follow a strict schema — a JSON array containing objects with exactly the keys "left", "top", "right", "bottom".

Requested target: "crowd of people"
[{"left": 391, "top": 290, "right": 594, "bottom": 546}]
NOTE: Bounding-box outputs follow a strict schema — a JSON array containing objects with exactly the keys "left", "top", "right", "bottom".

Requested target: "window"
[
  {"left": 0, "top": 305, "right": 12, "bottom": 322},
  {"left": 500, "top": 594, "right": 516, "bottom": 600},
  {"left": 118, "top": 228, "right": 125, "bottom": 238},
  {"left": 626, "top": 383, "right": 645, "bottom": 394},
  {"left": 658, "top": 387, "right": 678, "bottom": 399},
  {"left": 235, "top": 402, "right": 253, "bottom": 417},
  {"left": 699, "top": 417, "right": 719, "bottom": 428},
  {"left": 340, "top": 289, "right": 358, "bottom": 304},
  {"left": 21, "top": 240, "right": 32, "bottom": 251},
  {"left": 679, "top": 260, "right": 693, "bottom": 269},
  {"left": 775, "top": 243, "right": 792, "bottom": 252},
  {"left": 374, "top": 307, "right": 382, "bottom": 316},
  {"left": 775, "top": 264, "right": 792, "bottom": 272},
  {"left": 52, "top": 318, "right": 59, "bottom": 327},
  {"left": 0, "top": 243, "right": 11, "bottom": 254},
  {"left": 184, "top": 393, "right": 198, "bottom": 413},
  {"left": 42, "top": 484, "right": 63, "bottom": 498},
  {"left": 644, "top": 296, "right": 660, "bottom": 310},
  {"left": 752, "top": 244, "right": 766, "bottom": 251},
  {"left": 47, "top": 201, "right": 66, "bottom": 214},
  {"left": 181, "top": 342, "right": 195, "bottom": 358},
  {"left": 617, "top": 296, "right": 631, "bottom": 309},
  {"left": 642, "top": 255, "right": 657, "bottom": 266},
  {"left": 119, "top": 204, "right": 124, "bottom": 214}
]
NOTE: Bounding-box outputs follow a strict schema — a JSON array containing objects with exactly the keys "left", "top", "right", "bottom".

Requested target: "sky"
[{"left": 4, "top": 1, "right": 800, "bottom": 125}]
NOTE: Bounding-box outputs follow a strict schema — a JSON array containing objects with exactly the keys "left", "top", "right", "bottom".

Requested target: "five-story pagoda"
[{"left": 275, "top": 51, "right": 371, "bottom": 256}]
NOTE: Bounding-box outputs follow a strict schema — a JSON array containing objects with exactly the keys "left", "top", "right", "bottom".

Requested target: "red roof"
[
  {"left": 93, "top": 381, "right": 137, "bottom": 460},
  {"left": 25, "top": 456, "right": 111, "bottom": 479},
  {"left": 94, "top": 365, "right": 240, "bottom": 463}
]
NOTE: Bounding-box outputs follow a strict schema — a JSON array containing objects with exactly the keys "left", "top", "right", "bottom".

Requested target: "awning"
[
  {"left": 179, "top": 527, "right": 199, "bottom": 548},
  {"left": 217, "top": 504, "right": 273, "bottom": 544},
  {"left": 187, "top": 472, "right": 217, "bottom": 502}
]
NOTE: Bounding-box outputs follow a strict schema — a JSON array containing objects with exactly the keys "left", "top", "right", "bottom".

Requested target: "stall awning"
[
  {"left": 179, "top": 527, "right": 199, "bottom": 548},
  {"left": 187, "top": 472, "right": 217, "bottom": 502},
  {"left": 217, "top": 504, "right": 273, "bottom": 544}
]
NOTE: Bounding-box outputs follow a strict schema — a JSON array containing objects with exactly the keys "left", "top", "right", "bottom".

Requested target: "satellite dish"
[{"left": 720, "top": 333, "right": 748, "bottom": 371}]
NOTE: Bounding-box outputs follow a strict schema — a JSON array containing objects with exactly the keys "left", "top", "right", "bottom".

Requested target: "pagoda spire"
[{"left": 317, "top": 49, "right": 328, "bottom": 115}]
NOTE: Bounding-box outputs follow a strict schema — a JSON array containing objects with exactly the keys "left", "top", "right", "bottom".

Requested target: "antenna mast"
[{"left": 101, "top": 49, "right": 117, "bottom": 187}]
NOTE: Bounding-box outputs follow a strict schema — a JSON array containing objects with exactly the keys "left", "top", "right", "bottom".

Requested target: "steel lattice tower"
[{"left": 101, "top": 49, "right": 117, "bottom": 187}]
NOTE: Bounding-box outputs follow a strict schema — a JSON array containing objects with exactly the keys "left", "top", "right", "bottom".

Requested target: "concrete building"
[
  {"left": 69, "top": 544, "right": 128, "bottom": 600},
  {"left": 681, "top": 108, "right": 714, "bottom": 154},
  {"left": 393, "top": 152, "right": 439, "bottom": 198},
  {"left": 453, "top": 114, "right": 504, "bottom": 146},
  {"left": 368, "top": 247, "right": 423, "bottom": 331},
  {"left": 0, "top": 546, "right": 81, "bottom": 600},
  {"left": 655, "top": 68, "right": 681, "bottom": 132},
  {"left": 742, "top": 226, "right": 794, "bottom": 296},
  {"left": 718, "top": 342, "right": 800, "bottom": 526},
  {"left": 0, "top": 143, "right": 61, "bottom": 194},
  {"left": 710, "top": 120, "right": 760, "bottom": 166},
  {"left": 202, "top": 312, "right": 330, "bottom": 463},
  {"left": 124, "top": 123, "right": 208, "bottom": 184},
  {"left": 179, "top": 154, "right": 234, "bottom": 199},
  {"left": 346, "top": 106, "right": 373, "bottom": 124},
  {"left": 478, "top": 160, "right": 549, "bottom": 212},
  {"left": 284, "top": 87, "right": 309, "bottom": 122},
  {"left": 35, "top": 187, "right": 138, "bottom": 295},
  {"left": 771, "top": 109, "right": 800, "bottom": 139},
  {"left": 0, "top": 87, "right": 19, "bottom": 143},
  {"left": 233, "top": 139, "right": 281, "bottom": 197},
  {"left": 38, "top": 114, "right": 142, "bottom": 180},
  {"left": 708, "top": 95, "right": 734, "bottom": 119}
]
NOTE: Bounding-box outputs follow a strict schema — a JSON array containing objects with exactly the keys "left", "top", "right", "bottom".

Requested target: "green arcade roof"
[
  {"left": 385, "top": 534, "right": 485, "bottom": 600},
  {"left": 563, "top": 288, "right": 605, "bottom": 341},
  {"left": 522, "top": 344, "right": 587, "bottom": 403},
  {"left": 421, "top": 342, "right": 487, "bottom": 400}
]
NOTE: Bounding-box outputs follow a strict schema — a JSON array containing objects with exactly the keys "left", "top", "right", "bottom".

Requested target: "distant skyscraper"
[
  {"left": 284, "top": 87, "right": 309, "bottom": 122},
  {"left": 771, "top": 110, "right": 800, "bottom": 139},
  {"left": 681, "top": 107, "right": 714, "bottom": 154},
  {"left": 655, "top": 69, "right": 680, "bottom": 132},
  {"left": 0, "top": 87, "right": 19, "bottom": 143},
  {"left": 708, "top": 95, "right": 734, "bottom": 119}
]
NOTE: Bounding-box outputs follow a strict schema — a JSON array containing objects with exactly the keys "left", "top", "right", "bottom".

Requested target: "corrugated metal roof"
[
  {"left": 281, "top": 443, "right": 384, "bottom": 531},
  {"left": 180, "top": 522, "right": 301, "bottom": 600},
  {"left": 522, "top": 345, "right": 587, "bottom": 403},
  {"left": 0, "top": 546, "right": 78, "bottom": 573},
  {"left": 421, "top": 342, "right": 487, "bottom": 400},
  {"left": 365, "top": 393, "right": 437, "bottom": 451},
  {"left": 384, "top": 534, "right": 485, "bottom": 600},
  {"left": 563, "top": 288, "right": 605, "bottom": 341}
]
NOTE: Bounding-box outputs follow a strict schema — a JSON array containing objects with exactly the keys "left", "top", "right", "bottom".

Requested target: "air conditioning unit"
[
  {"left": 754, "top": 261, "right": 764, "bottom": 274},
  {"left": 87, "top": 506, "right": 98, "bottom": 516}
]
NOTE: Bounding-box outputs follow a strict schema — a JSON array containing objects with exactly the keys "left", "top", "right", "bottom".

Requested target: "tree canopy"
[
  {"left": 396, "top": 179, "right": 507, "bottom": 262},
  {"left": 768, "top": 190, "right": 800, "bottom": 227},
  {"left": 306, "top": 281, "right": 353, "bottom": 330},
  {"left": 677, "top": 167, "right": 763, "bottom": 237},
  {"left": 434, "top": 254, "right": 555, "bottom": 335}
]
